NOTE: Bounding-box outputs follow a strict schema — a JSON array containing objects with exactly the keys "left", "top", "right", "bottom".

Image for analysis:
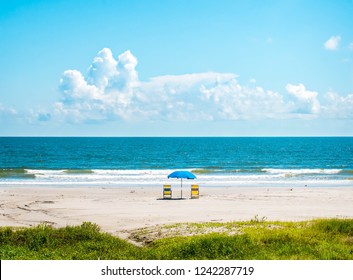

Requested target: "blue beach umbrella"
[{"left": 168, "top": 171, "right": 196, "bottom": 199}]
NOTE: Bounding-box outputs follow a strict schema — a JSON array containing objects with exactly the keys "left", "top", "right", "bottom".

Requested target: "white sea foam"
[
  {"left": 1, "top": 168, "right": 351, "bottom": 187},
  {"left": 262, "top": 168, "right": 342, "bottom": 175}
]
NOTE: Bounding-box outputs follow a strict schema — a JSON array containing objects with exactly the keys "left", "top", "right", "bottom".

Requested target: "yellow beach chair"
[
  {"left": 191, "top": 184, "right": 199, "bottom": 199},
  {"left": 163, "top": 184, "right": 172, "bottom": 199}
]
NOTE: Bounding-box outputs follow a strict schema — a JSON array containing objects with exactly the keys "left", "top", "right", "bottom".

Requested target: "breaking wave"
[{"left": 0, "top": 168, "right": 352, "bottom": 187}]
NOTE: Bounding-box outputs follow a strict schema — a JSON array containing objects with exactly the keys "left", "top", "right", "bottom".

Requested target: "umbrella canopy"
[
  {"left": 167, "top": 171, "right": 196, "bottom": 198},
  {"left": 168, "top": 170, "right": 196, "bottom": 180}
]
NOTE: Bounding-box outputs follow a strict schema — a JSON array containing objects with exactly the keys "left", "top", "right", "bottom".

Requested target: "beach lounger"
[
  {"left": 191, "top": 184, "right": 199, "bottom": 199},
  {"left": 163, "top": 184, "right": 172, "bottom": 199}
]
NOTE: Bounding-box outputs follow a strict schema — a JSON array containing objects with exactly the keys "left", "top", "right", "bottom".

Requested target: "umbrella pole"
[{"left": 181, "top": 178, "right": 183, "bottom": 199}]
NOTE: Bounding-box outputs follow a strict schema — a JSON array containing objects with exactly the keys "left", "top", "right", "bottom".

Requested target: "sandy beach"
[{"left": 1, "top": 185, "right": 352, "bottom": 239}]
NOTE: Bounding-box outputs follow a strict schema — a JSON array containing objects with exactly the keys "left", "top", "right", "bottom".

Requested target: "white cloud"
[
  {"left": 323, "top": 92, "right": 353, "bottom": 118},
  {"left": 199, "top": 81, "right": 289, "bottom": 120},
  {"left": 86, "top": 48, "right": 118, "bottom": 89},
  {"left": 0, "top": 103, "right": 17, "bottom": 118},
  {"left": 60, "top": 69, "right": 101, "bottom": 102},
  {"left": 139, "top": 74, "right": 288, "bottom": 121},
  {"left": 55, "top": 49, "right": 141, "bottom": 123},
  {"left": 285, "top": 83, "right": 320, "bottom": 114},
  {"left": 116, "top": 50, "right": 139, "bottom": 89},
  {"left": 324, "top": 35, "right": 341, "bottom": 51}
]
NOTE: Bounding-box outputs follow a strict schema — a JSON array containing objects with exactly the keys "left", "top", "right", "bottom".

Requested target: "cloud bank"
[
  {"left": 1, "top": 47, "right": 349, "bottom": 126},
  {"left": 47, "top": 48, "right": 335, "bottom": 124}
]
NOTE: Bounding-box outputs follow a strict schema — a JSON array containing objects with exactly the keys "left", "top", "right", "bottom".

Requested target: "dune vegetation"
[{"left": 1, "top": 219, "right": 353, "bottom": 260}]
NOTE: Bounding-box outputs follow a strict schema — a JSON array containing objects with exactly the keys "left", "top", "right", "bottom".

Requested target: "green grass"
[{"left": 1, "top": 219, "right": 353, "bottom": 260}]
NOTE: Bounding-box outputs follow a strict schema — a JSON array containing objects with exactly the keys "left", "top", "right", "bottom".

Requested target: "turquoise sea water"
[{"left": 1, "top": 137, "right": 353, "bottom": 187}]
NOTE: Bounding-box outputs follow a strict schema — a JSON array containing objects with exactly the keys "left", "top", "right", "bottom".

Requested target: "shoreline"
[
  {"left": 1, "top": 180, "right": 352, "bottom": 188},
  {"left": 1, "top": 185, "right": 353, "bottom": 238}
]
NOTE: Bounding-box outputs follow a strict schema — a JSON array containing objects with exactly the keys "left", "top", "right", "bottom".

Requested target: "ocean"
[{"left": 1, "top": 137, "right": 353, "bottom": 187}]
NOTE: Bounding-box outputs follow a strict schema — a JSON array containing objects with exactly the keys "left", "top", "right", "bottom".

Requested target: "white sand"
[{"left": 0, "top": 185, "right": 352, "bottom": 237}]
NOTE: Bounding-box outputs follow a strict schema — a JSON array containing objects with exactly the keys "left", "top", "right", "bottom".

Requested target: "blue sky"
[{"left": 1, "top": 0, "right": 353, "bottom": 136}]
